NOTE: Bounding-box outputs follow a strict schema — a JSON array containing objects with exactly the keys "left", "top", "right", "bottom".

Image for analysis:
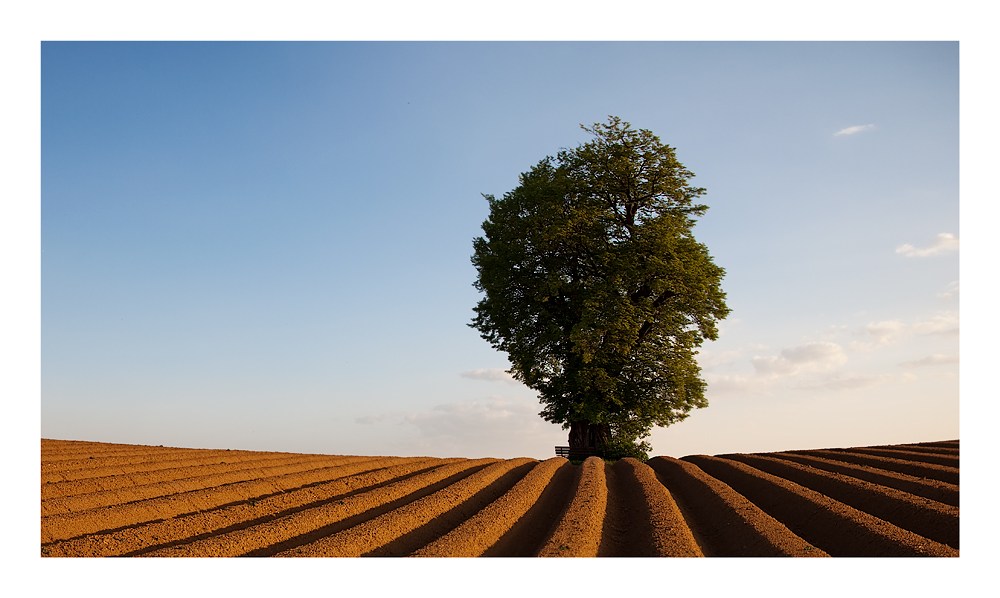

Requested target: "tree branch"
[{"left": 635, "top": 290, "right": 677, "bottom": 345}]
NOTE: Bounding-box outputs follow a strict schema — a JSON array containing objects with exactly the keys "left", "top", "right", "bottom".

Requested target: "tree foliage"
[{"left": 470, "top": 117, "right": 730, "bottom": 459}]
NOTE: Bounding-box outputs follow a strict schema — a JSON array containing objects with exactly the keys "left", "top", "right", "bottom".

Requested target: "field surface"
[{"left": 40, "top": 438, "right": 958, "bottom": 557}]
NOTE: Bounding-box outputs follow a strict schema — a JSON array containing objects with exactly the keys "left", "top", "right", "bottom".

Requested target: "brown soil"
[{"left": 40, "top": 438, "right": 959, "bottom": 557}]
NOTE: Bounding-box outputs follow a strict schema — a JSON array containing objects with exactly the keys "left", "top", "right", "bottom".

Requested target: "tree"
[{"left": 470, "top": 117, "right": 730, "bottom": 460}]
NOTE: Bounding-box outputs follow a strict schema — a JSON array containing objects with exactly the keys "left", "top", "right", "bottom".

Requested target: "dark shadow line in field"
[
  {"left": 240, "top": 463, "right": 494, "bottom": 557},
  {"left": 44, "top": 459, "right": 398, "bottom": 523},
  {"left": 41, "top": 446, "right": 213, "bottom": 461},
  {"left": 597, "top": 461, "right": 659, "bottom": 557},
  {"left": 42, "top": 452, "right": 362, "bottom": 484},
  {"left": 648, "top": 473, "right": 709, "bottom": 556},
  {"left": 727, "top": 453, "right": 959, "bottom": 549},
  {"left": 681, "top": 455, "right": 939, "bottom": 557},
  {"left": 830, "top": 447, "right": 959, "bottom": 468},
  {"left": 41, "top": 449, "right": 234, "bottom": 469},
  {"left": 481, "top": 461, "right": 577, "bottom": 557},
  {"left": 766, "top": 452, "right": 960, "bottom": 507},
  {"left": 906, "top": 441, "right": 960, "bottom": 449},
  {"left": 58, "top": 461, "right": 442, "bottom": 553},
  {"left": 646, "top": 458, "right": 755, "bottom": 557},
  {"left": 880, "top": 445, "right": 960, "bottom": 456},
  {"left": 43, "top": 456, "right": 380, "bottom": 502},
  {"left": 363, "top": 461, "right": 537, "bottom": 557},
  {"left": 790, "top": 450, "right": 959, "bottom": 485}
]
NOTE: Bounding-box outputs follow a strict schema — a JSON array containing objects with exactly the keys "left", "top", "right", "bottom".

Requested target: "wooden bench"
[{"left": 555, "top": 446, "right": 603, "bottom": 460}]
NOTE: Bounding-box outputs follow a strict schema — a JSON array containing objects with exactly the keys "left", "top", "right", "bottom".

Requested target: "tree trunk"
[{"left": 568, "top": 421, "right": 610, "bottom": 454}]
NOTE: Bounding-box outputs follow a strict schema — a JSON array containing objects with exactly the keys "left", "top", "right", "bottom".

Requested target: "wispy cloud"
[
  {"left": 402, "top": 397, "right": 536, "bottom": 436},
  {"left": 796, "top": 372, "right": 892, "bottom": 391},
  {"left": 850, "top": 312, "right": 959, "bottom": 351},
  {"left": 937, "top": 281, "right": 959, "bottom": 300},
  {"left": 910, "top": 313, "right": 960, "bottom": 338},
  {"left": 898, "top": 354, "right": 958, "bottom": 368},
  {"left": 855, "top": 320, "right": 907, "bottom": 347},
  {"left": 400, "top": 396, "right": 560, "bottom": 457},
  {"left": 459, "top": 368, "right": 518, "bottom": 384},
  {"left": 703, "top": 373, "right": 765, "bottom": 394},
  {"left": 895, "top": 233, "right": 959, "bottom": 257},
  {"left": 697, "top": 346, "right": 751, "bottom": 371},
  {"left": 834, "top": 124, "right": 874, "bottom": 136},
  {"left": 354, "top": 395, "right": 562, "bottom": 458},
  {"left": 706, "top": 342, "right": 868, "bottom": 396},
  {"left": 751, "top": 342, "right": 847, "bottom": 378}
]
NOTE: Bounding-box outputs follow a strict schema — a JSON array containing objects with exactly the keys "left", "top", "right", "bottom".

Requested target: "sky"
[{"left": 37, "top": 41, "right": 962, "bottom": 460}]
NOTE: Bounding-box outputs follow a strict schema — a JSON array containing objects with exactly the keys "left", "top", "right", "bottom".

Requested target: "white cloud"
[
  {"left": 705, "top": 336, "right": 923, "bottom": 396},
  {"left": 704, "top": 373, "right": 763, "bottom": 394},
  {"left": 858, "top": 320, "right": 907, "bottom": 346},
  {"left": 459, "top": 368, "right": 518, "bottom": 384},
  {"left": 796, "top": 373, "right": 892, "bottom": 391},
  {"left": 911, "top": 312, "right": 959, "bottom": 338},
  {"left": 895, "top": 233, "right": 959, "bottom": 257},
  {"left": 834, "top": 124, "right": 874, "bottom": 136},
  {"left": 403, "top": 397, "right": 536, "bottom": 436},
  {"left": 850, "top": 312, "right": 958, "bottom": 351},
  {"left": 399, "top": 396, "right": 562, "bottom": 457},
  {"left": 898, "top": 354, "right": 959, "bottom": 368},
  {"left": 751, "top": 342, "right": 847, "bottom": 378},
  {"left": 937, "top": 281, "right": 959, "bottom": 299},
  {"left": 696, "top": 347, "right": 746, "bottom": 371},
  {"left": 354, "top": 394, "right": 564, "bottom": 458}
]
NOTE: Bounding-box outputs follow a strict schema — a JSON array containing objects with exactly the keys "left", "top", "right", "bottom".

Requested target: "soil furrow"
[
  {"left": 767, "top": 452, "right": 959, "bottom": 507},
  {"left": 830, "top": 447, "right": 959, "bottom": 468},
  {"left": 793, "top": 449, "right": 959, "bottom": 484},
  {"left": 536, "top": 456, "right": 607, "bottom": 557},
  {"left": 41, "top": 444, "right": 182, "bottom": 459},
  {"left": 414, "top": 458, "right": 568, "bottom": 557},
  {"left": 363, "top": 460, "right": 537, "bottom": 557},
  {"left": 882, "top": 445, "right": 959, "bottom": 456},
  {"left": 683, "top": 455, "right": 957, "bottom": 557},
  {"left": 42, "top": 446, "right": 213, "bottom": 460},
  {"left": 41, "top": 452, "right": 344, "bottom": 484},
  {"left": 909, "top": 441, "right": 959, "bottom": 449},
  {"left": 147, "top": 458, "right": 497, "bottom": 557},
  {"left": 597, "top": 458, "right": 701, "bottom": 557},
  {"left": 480, "top": 459, "right": 577, "bottom": 557},
  {"left": 726, "top": 453, "right": 959, "bottom": 548},
  {"left": 42, "top": 455, "right": 370, "bottom": 498},
  {"left": 41, "top": 456, "right": 428, "bottom": 543},
  {"left": 41, "top": 456, "right": 378, "bottom": 515},
  {"left": 646, "top": 456, "right": 826, "bottom": 556},
  {"left": 279, "top": 458, "right": 536, "bottom": 557},
  {"left": 44, "top": 457, "right": 447, "bottom": 557},
  {"left": 43, "top": 439, "right": 121, "bottom": 448},
  {"left": 42, "top": 449, "right": 242, "bottom": 470}
]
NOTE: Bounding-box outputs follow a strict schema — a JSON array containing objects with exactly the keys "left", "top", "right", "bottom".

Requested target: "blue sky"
[{"left": 38, "top": 41, "right": 960, "bottom": 459}]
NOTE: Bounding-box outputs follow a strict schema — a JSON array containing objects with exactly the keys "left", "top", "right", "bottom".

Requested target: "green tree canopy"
[{"left": 470, "top": 117, "right": 730, "bottom": 459}]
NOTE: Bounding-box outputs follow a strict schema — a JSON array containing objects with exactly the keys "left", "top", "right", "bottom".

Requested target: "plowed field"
[{"left": 40, "top": 438, "right": 958, "bottom": 557}]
